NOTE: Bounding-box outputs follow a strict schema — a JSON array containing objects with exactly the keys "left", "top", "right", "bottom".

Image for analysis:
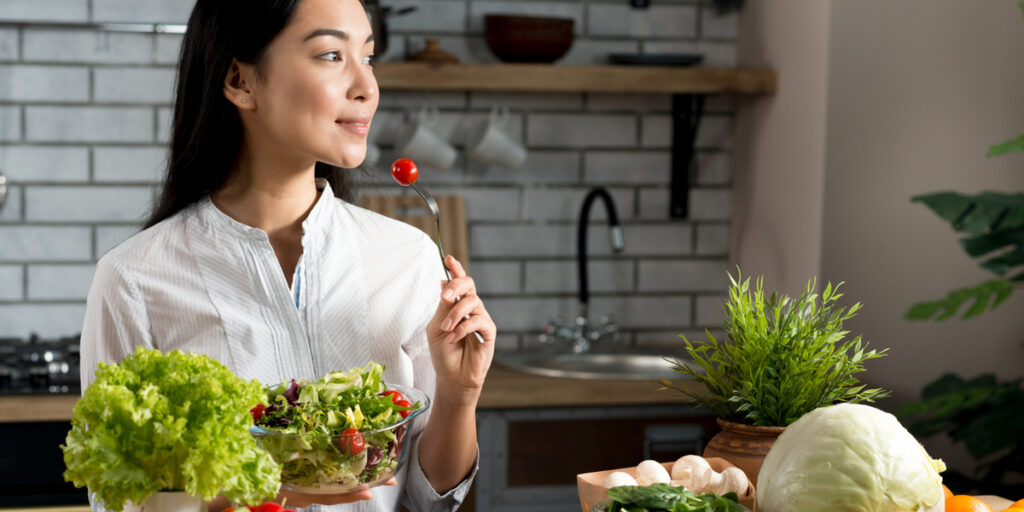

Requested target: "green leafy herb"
[
  {"left": 660, "top": 271, "right": 889, "bottom": 427},
  {"left": 61, "top": 347, "right": 280, "bottom": 511},
  {"left": 604, "top": 484, "right": 744, "bottom": 512}
]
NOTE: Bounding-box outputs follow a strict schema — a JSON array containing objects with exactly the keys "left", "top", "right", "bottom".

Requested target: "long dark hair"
[{"left": 145, "top": 0, "right": 357, "bottom": 229}]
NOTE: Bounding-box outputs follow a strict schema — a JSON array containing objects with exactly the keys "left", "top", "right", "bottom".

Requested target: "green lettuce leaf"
[{"left": 61, "top": 347, "right": 280, "bottom": 511}]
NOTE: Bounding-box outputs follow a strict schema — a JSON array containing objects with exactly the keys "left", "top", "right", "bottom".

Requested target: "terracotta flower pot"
[{"left": 703, "top": 418, "right": 785, "bottom": 486}]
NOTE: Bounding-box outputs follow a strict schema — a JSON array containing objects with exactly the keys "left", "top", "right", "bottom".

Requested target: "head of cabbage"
[{"left": 757, "top": 403, "right": 946, "bottom": 512}]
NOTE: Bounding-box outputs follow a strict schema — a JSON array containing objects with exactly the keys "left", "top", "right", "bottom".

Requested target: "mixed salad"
[{"left": 250, "top": 362, "right": 423, "bottom": 490}]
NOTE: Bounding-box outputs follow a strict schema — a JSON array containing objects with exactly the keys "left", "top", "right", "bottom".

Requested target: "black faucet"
[
  {"left": 540, "top": 187, "right": 625, "bottom": 353},
  {"left": 578, "top": 187, "right": 625, "bottom": 318}
]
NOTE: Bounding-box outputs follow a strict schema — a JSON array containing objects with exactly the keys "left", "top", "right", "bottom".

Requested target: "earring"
[{"left": 241, "top": 98, "right": 247, "bottom": 103}]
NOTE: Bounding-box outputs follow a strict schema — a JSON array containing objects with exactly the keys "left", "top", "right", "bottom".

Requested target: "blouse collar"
[{"left": 197, "top": 178, "right": 336, "bottom": 241}]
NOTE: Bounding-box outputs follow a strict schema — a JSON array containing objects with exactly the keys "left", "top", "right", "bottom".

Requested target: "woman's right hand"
[{"left": 275, "top": 479, "right": 395, "bottom": 507}]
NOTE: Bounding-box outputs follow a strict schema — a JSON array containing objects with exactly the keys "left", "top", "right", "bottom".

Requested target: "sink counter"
[
  {"left": 478, "top": 364, "right": 696, "bottom": 409},
  {"left": 0, "top": 366, "right": 696, "bottom": 422}
]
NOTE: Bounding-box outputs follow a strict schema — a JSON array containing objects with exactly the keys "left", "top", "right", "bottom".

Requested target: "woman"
[{"left": 79, "top": 0, "right": 495, "bottom": 510}]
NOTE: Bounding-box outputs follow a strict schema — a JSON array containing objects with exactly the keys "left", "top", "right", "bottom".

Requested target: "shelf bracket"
[{"left": 669, "top": 94, "right": 705, "bottom": 219}]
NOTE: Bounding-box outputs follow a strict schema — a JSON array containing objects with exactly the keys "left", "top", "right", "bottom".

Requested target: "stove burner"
[{"left": 0, "top": 334, "right": 81, "bottom": 395}]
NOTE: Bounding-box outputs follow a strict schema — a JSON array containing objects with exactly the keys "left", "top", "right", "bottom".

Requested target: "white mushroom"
[
  {"left": 636, "top": 460, "right": 671, "bottom": 486},
  {"left": 708, "top": 467, "right": 750, "bottom": 496},
  {"left": 670, "top": 455, "right": 714, "bottom": 492},
  {"left": 602, "top": 471, "right": 638, "bottom": 488}
]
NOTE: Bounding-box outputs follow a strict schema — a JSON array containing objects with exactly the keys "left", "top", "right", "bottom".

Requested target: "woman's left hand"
[{"left": 426, "top": 255, "right": 496, "bottom": 406}]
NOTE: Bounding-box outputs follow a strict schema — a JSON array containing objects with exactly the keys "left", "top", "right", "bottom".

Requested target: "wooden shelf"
[{"left": 374, "top": 62, "right": 777, "bottom": 95}]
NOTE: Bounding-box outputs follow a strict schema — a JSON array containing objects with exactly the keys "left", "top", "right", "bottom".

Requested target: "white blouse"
[{"left": 80, "top": 179, "right": 475, "bottom": 512}]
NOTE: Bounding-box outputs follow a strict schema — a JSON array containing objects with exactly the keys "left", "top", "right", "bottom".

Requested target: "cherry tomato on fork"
[{"left": 391, "top": 158, "right": 419, "bottom": 186}]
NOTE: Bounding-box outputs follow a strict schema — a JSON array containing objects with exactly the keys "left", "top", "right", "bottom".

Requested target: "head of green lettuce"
[{"left": 61, "top": 346, "right": 281, "bottom": 511}]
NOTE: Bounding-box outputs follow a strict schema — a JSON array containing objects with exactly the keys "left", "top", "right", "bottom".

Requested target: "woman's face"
[{"left": 240, "top": 0, "right": 379, "bottom": 169}]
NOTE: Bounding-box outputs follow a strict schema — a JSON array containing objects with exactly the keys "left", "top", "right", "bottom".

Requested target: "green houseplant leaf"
[
  {"left": 907, "top": 191, "right": 1024, "bottom": 319},
  {"left": 660, "top": 271, "right": 889, "bottom": 427},
  {"left": 904, "top": 279, "right": 1013, "bottom": 321},
  {"left": 987, "top": 133, "right": 1024, "bottom": 156},
  {"left": 901, "top": 3, "right": 1024, "bottom": 497},
  {"left": 898, "top": 373, "right": 1024, "bottom": 496}
]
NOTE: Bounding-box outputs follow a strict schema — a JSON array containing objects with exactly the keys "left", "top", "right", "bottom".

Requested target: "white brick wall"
[
  {"left": 695, "top": 294, "right": 727, "bottom": 327},
  {"left": 91, "top": 0, "right": 194, "bottom": 24},
  {"left": 0, "top": 146, "right": 90, "bottom": 182},
  {"left": 0, "top": 265, "right": 24, "bottom": 301},
  {"left": 0, "top": 304, "right": 87, "bottom": 337},
  {"left": 0, "top": 28, "right": 18, "bottom": 60},
  {"left": 523, "top": 187, "right": 633, "bottom": 221},
  {"left": 0, "top": 65, "right": 89, "bottom": 102},
  {"left": 0, "top": 226, "right": 92, "bottom": 262},
  {"left": 637, "top": 260, "right": 730, "bottom": 292},
  {"left": 700, "top": 5, "right": 739, "bottom": 40},
  {"left": 387, "top": 1, "right": 469, "bottom": 33},
  {"left": 23, "top": 30, "right": 152, "bottom": 64},
  {"left": 0, "top": 0, "right": 738, "bottom": 344},
  {"left": 0, "top": 0, "right": 88, "bottom": 23},
  {"left": 26, "top": 106, "right": 153, "bottom": 143},
  {"left": 587, "top": 4, "right": 698, "bottom": 39},
  {"left": 94, "top": 147, "right": 167, "bottom": 183},
  {"left": 524, "top": 260, "right": 634, "bottom": 294},
  {"left": 0, "top": 106, "right": 20, "bottom": 141},
  {"left": 528, "top": 113, "right": 638, "bottom": 148},
  {"left": 0, "top": 185, "right": 21, "bottom": 222},
  {"left": 94, "top": 68, "right": 177, "bottom": 104},
  {"left": 96, "top": 226, "right": 140, "bottom": 258},
  {"left": 695, "top": 223, "right": 730, "bottom": 256},
  {"left": 28, "top": 264, "right": 95, "bottom": 300},
  {"left": 26, "top": 186, "right": 153, "bottom": 222},
  {"left": 584, "top": 151, "right": 670, "bottom": 184},
  {"left": 468, "top": 261, "right": 521, "bottom": 294}
]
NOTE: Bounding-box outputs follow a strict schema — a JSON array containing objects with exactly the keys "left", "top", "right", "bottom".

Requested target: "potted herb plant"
[
  {"left": 660, "top": 272, "right": 890, "bottom": 484},
  {"left": 62, "top": 347, "right": 281, "bottom": 512}
]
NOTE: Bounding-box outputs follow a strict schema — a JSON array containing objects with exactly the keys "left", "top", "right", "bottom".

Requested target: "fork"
[{"left": 409, "top": 181, "right": 486, "bottom": 344}]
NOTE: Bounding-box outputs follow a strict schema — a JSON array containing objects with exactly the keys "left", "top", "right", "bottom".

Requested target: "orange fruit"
[
  {"left": 1014, "top": 500, "right": 1024, "bottom": 507},
  {"left": 943, "top": 485, "right": 954, "bottom": 499},
  {"left": 946, "top": 495, "right": 994, "bottom": 512},
  {"left": 1000, "top": 507, "right": 1024, "bottom": 512}
]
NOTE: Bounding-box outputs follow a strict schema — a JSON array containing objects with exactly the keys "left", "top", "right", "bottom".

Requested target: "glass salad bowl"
[{"left": 250, "top": 382, "right": 429, "bottom": 495}]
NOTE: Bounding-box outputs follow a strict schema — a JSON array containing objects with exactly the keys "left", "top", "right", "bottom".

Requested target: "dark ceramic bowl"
[{"left": 484, "top": 14, "right": 574, "bottom": 63}]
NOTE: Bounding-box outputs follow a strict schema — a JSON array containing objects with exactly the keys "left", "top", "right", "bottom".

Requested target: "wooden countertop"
[
  {"left": 0, "top": 394, "right": 78, "bottom": 423},
  {"left": 0, "top": 496, "right": 1013, "bottom": 512},
  {"left": 0, "top": 366, "right": 695, "bottom": 422},
  {"left": 479, "top": 364, "right": 694, "bottom": 409}
]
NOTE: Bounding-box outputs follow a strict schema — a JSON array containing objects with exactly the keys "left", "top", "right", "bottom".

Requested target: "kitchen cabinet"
[{"left": 461, "top": 366, "right": 711, "bottom": 512}]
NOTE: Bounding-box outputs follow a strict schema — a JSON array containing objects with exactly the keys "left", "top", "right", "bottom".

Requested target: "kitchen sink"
[{"left": 495, "top": 350, "right": 700, "bottom": 381}]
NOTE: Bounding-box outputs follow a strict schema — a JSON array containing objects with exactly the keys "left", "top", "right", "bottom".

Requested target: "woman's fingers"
[
  {"left": 440, "top": 294, "right": 482, "bottom": 332},
  {"left": 277, "top": 487, "right": 373, "bottom": 506},
  {"left": 440, "top": 275, "right": 476, "bottom": 303},
  {"left": 445, "top": 254, "right": 467, "bottom": 278},
  {"left": 444, "top": 312, "right": 496, "bottom": 344}
]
